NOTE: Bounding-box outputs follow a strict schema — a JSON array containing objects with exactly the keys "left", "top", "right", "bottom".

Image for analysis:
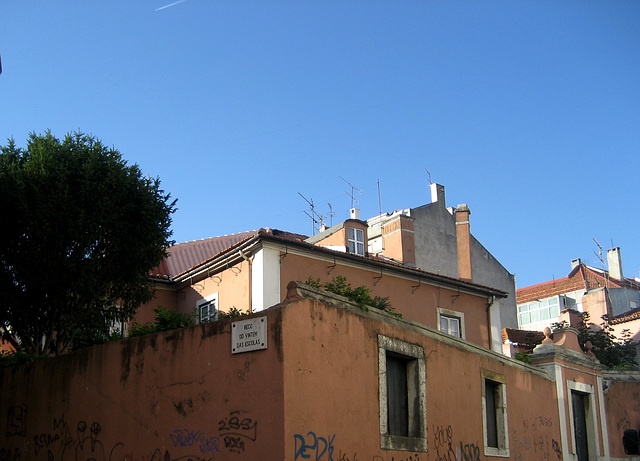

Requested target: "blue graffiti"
[{"left": 294, "top": 432, "right": 335, "bottom": 461}]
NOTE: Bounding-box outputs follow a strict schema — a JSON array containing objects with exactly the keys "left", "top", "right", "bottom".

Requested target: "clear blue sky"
[{"left": 2, "top": 1, "right": 639, "bottom": 288}]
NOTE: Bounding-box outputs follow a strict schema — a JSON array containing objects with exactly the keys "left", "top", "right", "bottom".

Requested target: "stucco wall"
[
  {"left": 1, "top": 312, "right": 285, "bottom": 460},
  {"left": 410, "top": 203, "right": 459, "bottom": 280},
  {"left": 603, "top": 372, "right": 640, "bottom": 458},
  {"left": 279, "top": 252, "right": 492, "bottom": 349},
  {"left": 280, "top": 287, "right": 562, "bottom": 460},
  {"left": 5, "top": 285, "right": 628, "bottom": 461}
]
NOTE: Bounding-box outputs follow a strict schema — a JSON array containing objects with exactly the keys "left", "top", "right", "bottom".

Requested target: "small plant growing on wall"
[
  {"left": 129, "top": 306, "right": 194, "bottom": 337},
  {"left": 218, "top": 307, "right": 250, "bottom": 319},
  {"left": 302, "top": 276, "right": 401, "bottom": 318}
]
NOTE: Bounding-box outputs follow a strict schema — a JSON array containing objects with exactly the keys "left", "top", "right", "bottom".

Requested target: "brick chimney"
[
  {"left": 381, "top": 214, "right": 415, "bottom": 266},
  {"left": 607, "top": 247, "right": 623, "bottom": 280},
  {"left": 455, "top": 204, "right": 472, "bottom": 282}
]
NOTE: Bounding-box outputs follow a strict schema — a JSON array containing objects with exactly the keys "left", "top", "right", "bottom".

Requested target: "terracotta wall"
[
  {"left": 136, "top": 260, "right": 252, "bottom": 326},
  {"left": 280, "top": 253, "right": 491, "bottom": 348},
  {"left": 7, "top": 287, "right": 630, "bottom": 460},
  {"left": 1, "top": 311, "right": 285, "bottom": 461},
  {"left": 604, "top": 374, "right": 640, "bottom": 458},
  {"left": 280, "top": 290, "right": 561, "bottom": 460}
]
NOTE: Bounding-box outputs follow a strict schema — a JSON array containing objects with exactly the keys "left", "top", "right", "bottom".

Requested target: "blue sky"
[{"left": 2, "top": 1, "right": 639, "bottom": 288}]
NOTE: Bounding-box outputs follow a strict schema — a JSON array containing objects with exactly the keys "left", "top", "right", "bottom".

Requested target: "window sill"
[
  {"left": 381, "top": 434, "right": 428, "bottom": 452},
  {"left": 484, "top": 447, "right": 510, "bottom": 458}
]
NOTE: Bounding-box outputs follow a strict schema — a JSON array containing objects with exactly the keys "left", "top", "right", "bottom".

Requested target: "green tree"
[
  {"left": 0, "top": 131, "right": 177, "bottom": 356},
  {"left": 576, "top": 312, "right": 638, "bottom": 370}
]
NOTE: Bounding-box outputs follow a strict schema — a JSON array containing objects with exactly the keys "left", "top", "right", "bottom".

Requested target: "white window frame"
[
  {"left": 481, "top": 370, "right": 509, "bottom": 457},
  {"left": 197, "top": 293, "right": 219, "bottom": 324},
  {"left": 517, "top": 296, "right": 562, "bottom": 327},
  {"left": 437, "top": 307, "right": 465, "bottom": 339},
  {"left": 348, "top": 227, "right": 365, "bottom": 256},
  {"left": 378, "top": 335, "right": 427, "bottom": 452}
]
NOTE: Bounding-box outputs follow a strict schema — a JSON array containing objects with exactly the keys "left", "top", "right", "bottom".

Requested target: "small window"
[
  {"left": 348, "top": 228, "right": 365, "bottom": 256},
  {"left": 197, "top": 293, "right": 218, "bottom": 324},
  {"left": 440, "top": 315, "right": 460, "bottom": 337},
  {"left": 482, "top": 370, "right": 509, "bottom": 457},
  {"left": 437, "top": 308, "right": 465, "bottom": 339},
  {"left": 378, "top": 335, "right": 427, "bottom": 452}
]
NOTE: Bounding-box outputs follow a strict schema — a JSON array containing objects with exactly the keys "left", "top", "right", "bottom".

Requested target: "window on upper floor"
[
  {"left": 378, "top": 335, "right": 427, "bottom": 452},
  {"left": 348, "top": 227, "right": 365, "bottom": 256},
  {"left": 518, "top": 296, "right": 561, "bottom": 327},
  {"left": 482, "top": 370, "right": 509, "bottom": 457},
  {"left": 197, "top": 293, "right": 218, "bottom": 324},
  {"left": 437, "top": 308, "right": 465, "bottom": 339}
]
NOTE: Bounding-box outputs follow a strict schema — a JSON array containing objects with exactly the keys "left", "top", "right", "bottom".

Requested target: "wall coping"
[{"left": 279, "top": 281, "right": 550, "bottom": 379}]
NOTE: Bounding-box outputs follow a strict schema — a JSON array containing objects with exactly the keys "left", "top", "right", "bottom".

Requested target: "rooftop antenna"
[
  {"left": 298, "top": 192, "right": 327, "bottom": 235},
  {"left": 327, "top": 203, "right": 334, "bottom": 227},
  {"left": 339, "top": 176, "right": 363, "bottom": 209},
  {"left": 593, "top": 238, "right": 604, "bottom": 268},
  {"left": 377, "top": 179, "right": 382, "bottom": 216},
  {"left": 425, "top": 169, "right": 433, "bottom": 185}
]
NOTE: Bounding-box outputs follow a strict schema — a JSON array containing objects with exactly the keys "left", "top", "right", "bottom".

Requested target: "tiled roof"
[
  {"left": 149, "top": 227, "right": 506, "bottom": 297},
  {"left": 516, "top": 264, "right": 640, "bottom": 304},
  {"left": 611, "top": 306, "right": 640, "bottom": 325},
  {"left": 150, "top": 229, "right": 308, "bottom": 279},
  {"left": 501, "top": 328, "right": 545, "bottom": 346}
]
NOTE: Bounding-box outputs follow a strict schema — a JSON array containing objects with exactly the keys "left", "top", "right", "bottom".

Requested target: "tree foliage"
[
  {"left": 576, "top": 312, "right": 638, "bottom": 370},
  {"left": 0, "top": 131, "right": 176, "bottom": 356},
  {"left": 553, "top": 312, "right": 638, "bottom": 370}
]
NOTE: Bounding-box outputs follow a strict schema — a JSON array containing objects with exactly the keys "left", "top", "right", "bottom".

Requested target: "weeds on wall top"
[
  {"left": 302, "top": 276, "right": 401, "bottom": 319},
  {"left": 129, "top": 306, "right": 195, "bottom": 337}
]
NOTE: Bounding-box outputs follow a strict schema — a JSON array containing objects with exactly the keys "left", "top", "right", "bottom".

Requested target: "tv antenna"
[
  {"left": 327, "top": 203, "right": 334, "bottom": 227},
  {"left": 593, "top": 238, "right": 605, "bottom": 268},
  {"left": 377, "top": 179, "right": 382, "bottom": 216},
  {"left": 425, "top": 169, "right": 433, "bottom": 185},
  {"left": 339, "top": 176, "right": 363, "bottom": 209},
  {"left": 298, "top": 192, "right": 327, "bottom": 235}
]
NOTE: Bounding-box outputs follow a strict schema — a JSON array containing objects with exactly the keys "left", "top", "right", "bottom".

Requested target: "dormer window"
[{"left": 348, "top": 228, "right": 365, "bottom": 256}]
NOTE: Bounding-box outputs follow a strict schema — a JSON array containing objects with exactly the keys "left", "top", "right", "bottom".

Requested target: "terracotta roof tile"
[
  {"left": 611, "top": 306, "right": 640, "bottom": 325},
  {"left": 517, "top": 264, "right": 640, "bottom": 304},
  {"left": 501, "top": 328, "right": 545, "bottom": 346}
]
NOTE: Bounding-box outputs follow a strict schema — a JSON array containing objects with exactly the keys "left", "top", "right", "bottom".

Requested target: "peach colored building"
[
  {"left": 1, "top": 281, "right": 637, "bottom": 460},
  {"left": 142, "top": 202, "right": 509, "bottom": 353}
]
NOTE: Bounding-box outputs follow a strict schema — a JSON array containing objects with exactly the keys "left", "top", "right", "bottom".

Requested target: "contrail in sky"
[{"left": 155, "top": 0, "right": 190, "bottom": 11}]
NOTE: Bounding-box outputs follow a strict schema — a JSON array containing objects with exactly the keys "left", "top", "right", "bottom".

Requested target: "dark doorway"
[{"left": 571, "top": 391, "right": 589, "bottom": 461}]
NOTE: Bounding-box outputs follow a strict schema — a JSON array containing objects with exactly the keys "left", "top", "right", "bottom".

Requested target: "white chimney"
[
  {"left": 607, "top": 247, "right": 623, "bottom": 280},
  {"left": 350, "top": 208, "right": 360, "bottom": 220},
  {"left": 430, "top": 183, "right": 445, "bottom": 205},
  {"left": 571, "top": 258, "right": 582, "bottom": 270}
]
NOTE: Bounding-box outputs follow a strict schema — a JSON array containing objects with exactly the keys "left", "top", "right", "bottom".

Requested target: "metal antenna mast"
[
  {"left": 339, "top": 176, "right": 363, "bottom": 209},
  {"left": 327, "top": 203, "right": 334, "bottom": 227},
  {"left": 593, "top": 238, "right": 604, "bottom": 268},
  {"left": 298, "top": 192, "right": 327, "bottom": 235}
]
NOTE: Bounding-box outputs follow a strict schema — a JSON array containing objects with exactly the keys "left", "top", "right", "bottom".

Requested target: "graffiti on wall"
[
  {"left": 5, "top": 405, "right": 27, "bottom": 438},
  {"left": 217, "top": 410, "right": 258, "bottom": 454},
  {"left": 293, "top": 432, "right": 336, "bottom": 460},
  {"left": 3, "top": 404, "right": 259, "bottom": 460},
  {"left": 431, "top": 424, "right": 480, "bottom": 461},
  {"left": 510, "top": 415, "right": 560, "bottom": 461}
]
